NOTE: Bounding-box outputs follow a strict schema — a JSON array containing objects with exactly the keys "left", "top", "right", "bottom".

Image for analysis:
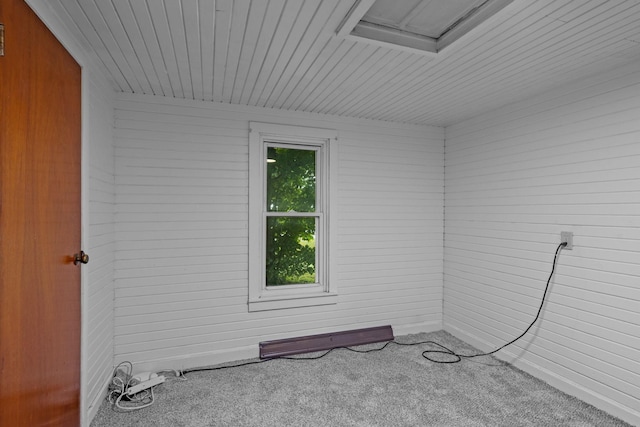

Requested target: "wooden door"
[{"left": 0, "top": 0, "right": 82, "bottom": 425}]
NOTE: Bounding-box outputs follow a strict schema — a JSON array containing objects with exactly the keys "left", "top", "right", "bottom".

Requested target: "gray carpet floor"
[{"left": 90, "top": 330, "right": 631, "bottom": 426}]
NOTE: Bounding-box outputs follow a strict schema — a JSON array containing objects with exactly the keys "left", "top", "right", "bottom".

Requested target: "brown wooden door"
[{"left": 0, "top": 0, "right": 82, "bottom": 426}]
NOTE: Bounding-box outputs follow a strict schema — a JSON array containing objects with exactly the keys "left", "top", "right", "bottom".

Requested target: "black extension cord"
[
  {"left": 182, "top": 242, "right": 567, "bottom": 373},
  {"left": 419, "top": 241, "right": 567, "bottom": 363}
]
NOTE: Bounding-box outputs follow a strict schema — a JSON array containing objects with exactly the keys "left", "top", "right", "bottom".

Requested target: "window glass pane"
[
  {"left": 266, "top": 216, "right": 316, "bottom": 286},
  {"left": 266, "top": 147, "right": 316, "bottom": 212}
]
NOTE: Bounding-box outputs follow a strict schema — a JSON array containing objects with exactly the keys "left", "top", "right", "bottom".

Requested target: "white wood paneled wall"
[
  {"left": 444, "top": 61, "right": 640, "bottom": 425},
  {"left": 85, "top": 71, "right": 116, "bottom": 421},
  {"left": 113, "top": 94, "right": 444, "bottom": 371}
]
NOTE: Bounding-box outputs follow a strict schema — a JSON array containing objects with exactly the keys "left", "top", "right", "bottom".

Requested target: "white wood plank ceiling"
[{"left": 48, "top": 0, "right": 640, "bottom": 126}]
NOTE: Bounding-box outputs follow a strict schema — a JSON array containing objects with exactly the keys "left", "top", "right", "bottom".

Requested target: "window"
[{"left": 249, "top": 122, "right": 337, "bottom": 311}]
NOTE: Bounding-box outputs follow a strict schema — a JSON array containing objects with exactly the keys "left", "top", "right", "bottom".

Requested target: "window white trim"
[{"left": 249, "top": 122, "right": 338, "bottom": 312}]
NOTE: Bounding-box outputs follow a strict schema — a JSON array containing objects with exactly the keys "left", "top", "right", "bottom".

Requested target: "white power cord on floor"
[{"left": 107, "top": 361, "right": 165, "bottom": 411}]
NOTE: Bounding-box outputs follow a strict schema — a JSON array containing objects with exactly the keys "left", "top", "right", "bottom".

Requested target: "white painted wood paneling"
[
  {"left": 444, "top": 61, "right": 640, "bottom": 426},
  {"left": 113, "top": 93, "right": 443, "bottom": 370},
  {"left": 84, "top": 72, "right": 115, "bottom": 423}
]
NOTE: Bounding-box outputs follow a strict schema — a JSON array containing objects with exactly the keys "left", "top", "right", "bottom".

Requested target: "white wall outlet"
[{"left": 561, "top": 231, "right": 573, "bottom": 250}]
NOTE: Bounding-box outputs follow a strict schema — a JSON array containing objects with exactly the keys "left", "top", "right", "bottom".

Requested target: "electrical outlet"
[{"left": 561, "top": 231, "right": 573, "bottom": 250}]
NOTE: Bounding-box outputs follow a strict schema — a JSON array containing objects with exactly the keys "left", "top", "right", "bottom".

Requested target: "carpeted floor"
[{"left": 90, "top": 330, "right": 631, "bottom": 427}]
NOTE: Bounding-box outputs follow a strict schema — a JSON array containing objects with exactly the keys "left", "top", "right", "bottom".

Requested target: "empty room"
[{"left": 1, "top": 0, "right": 639, "bottom": 426}]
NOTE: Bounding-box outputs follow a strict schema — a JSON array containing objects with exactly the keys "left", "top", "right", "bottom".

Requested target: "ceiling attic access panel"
[{"left": 336, "top": 0, "right": 514, "bottom": 55}]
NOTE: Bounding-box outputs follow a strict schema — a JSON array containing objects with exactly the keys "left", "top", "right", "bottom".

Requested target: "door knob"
[{"left": 73, "top": 251, "right": 89, "bottom": 265}]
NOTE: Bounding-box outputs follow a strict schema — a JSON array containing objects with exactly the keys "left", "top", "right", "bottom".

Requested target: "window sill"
[{"left": 248, "top": 292, "right": 338, "bottom": 312}]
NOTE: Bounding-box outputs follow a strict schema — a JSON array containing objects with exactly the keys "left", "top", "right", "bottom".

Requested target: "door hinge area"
[{"left": 0, "top": 24, "right": 4, "bottom": 57}]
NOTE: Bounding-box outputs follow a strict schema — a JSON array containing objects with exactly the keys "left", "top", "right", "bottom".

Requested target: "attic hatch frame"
[{"left": 336, "top": 0, "right": 514, "bottom": 55}]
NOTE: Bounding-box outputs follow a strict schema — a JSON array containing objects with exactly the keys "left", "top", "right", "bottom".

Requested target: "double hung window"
[{"left": 249, "top": 123, "right": 337, "bottom": 311}]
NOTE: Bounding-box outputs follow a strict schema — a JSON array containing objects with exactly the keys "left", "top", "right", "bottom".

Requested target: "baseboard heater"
[{"left": 259, "top": 325, "right": 394, "bottom": 359}]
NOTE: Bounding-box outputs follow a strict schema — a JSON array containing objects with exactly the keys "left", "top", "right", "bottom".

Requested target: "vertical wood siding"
[
  {"left": 113, "top": 94, "right": 444, "bottom": 371},
  {"left": 85, "top": 72, "right": 115, "bottom": 421},
  {"left": 444, "top": 62, "right": 640, "bottom": 425}
]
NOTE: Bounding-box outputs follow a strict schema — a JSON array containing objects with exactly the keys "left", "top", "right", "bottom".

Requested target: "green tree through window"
[{"left": 265, "top": 147, "right": 317, "bottom": 286}]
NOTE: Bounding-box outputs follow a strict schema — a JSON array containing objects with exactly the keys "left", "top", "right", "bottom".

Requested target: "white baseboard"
[
  {"left": 121, "top": 344, "right": 260, "bottom": 375},
  {"left": 84, "top": 372, "right": 113, "bottom": 426},
  {"left": 392, "top": 320, "right": 442, "bottom": 337},
  {"left": 117, "top": 321, "right": 441, "bottom": 375},
  {"left": 444, "top": 323, "right": 640, "bottom": 427}
]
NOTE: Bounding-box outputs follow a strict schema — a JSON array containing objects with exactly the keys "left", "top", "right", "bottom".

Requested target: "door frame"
[{"left": 25, "top": 1, "right": 92, "bottom": 424}]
